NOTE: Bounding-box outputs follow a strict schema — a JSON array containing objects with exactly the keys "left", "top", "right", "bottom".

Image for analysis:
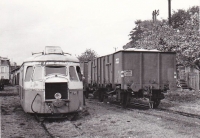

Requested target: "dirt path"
[
  {"left": 1, "top": 86, "right": 200, "bottom": 138},
  {"left": 45, "top": 99, "right": 200, "bottom": 138},
  {"left": 1, "top": 86, "right": 50, "bottom": 138}
]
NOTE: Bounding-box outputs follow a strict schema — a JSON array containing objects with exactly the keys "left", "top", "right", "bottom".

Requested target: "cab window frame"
[
  {"left": 24, "top": 66, "right": 33, "bottom": 82},
  {"left": 76, "top": 66, "right": 82, "bottom": 81},
  {"left": 45, "top": 65, "right": 67, "bottom": 76},
  {"left": 32, "top": 66, "right": 43, "bottom": 81},
  {"left": 69, "top": 66, "right": 79, "bottom": 81}
]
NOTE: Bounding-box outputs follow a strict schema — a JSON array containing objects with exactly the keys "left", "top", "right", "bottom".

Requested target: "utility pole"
[
  {"left": 113, "top": 47, "right": 118, "bottom": 52},
  {"left": 152, "top": 10, "right": 159, "bottom": 22},
  {"left": 168, "top": 0, "right": 171, "bottom": 25}
]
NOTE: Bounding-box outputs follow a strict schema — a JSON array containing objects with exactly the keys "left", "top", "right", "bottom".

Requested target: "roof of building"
[{"left": 0, "top": 57, "right": 10, "bottom": 67}]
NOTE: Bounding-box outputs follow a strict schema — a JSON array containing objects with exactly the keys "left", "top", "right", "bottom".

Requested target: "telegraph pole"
[
  {"left": 168, "top": 0, "right": 171, "bottom": 25},
  {"left": 152, "top": 10, "right": 159, "bottom": 22},
  {"left": 114, "top": 47, "right": 118, "bottom": 52}
]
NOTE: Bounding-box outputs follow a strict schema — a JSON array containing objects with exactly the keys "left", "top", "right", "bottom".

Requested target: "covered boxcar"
[
  {"left": 18, "top": 46, "right": 84, "bottom": 115},
  {"left": 82, "top": 49, "right": 177, "bottom": 108}
]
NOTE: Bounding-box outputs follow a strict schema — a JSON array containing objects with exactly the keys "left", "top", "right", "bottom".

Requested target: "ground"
[{"left": 1, "top": 86, "right": 200, "bottom": 138}]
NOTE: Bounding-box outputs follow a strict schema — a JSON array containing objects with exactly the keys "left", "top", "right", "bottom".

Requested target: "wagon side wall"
[
  {"left": 121, "top": 51, "right": 176, "bottom": 91},
  {"left": 113, "top": 52, "right": 123, "bottom": 87}
]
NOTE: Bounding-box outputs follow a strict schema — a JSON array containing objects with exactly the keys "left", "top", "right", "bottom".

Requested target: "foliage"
[
  {"left": 171, "top": 9, "right": 190, "bottom": 29},
  {"left": 78, "top": 49, "right": 98, "bottom": 62},
  {"left": 127, "top": 20, "right": 156, "bottom": 48},
  {"left": 126, "top": 6, "right": 200, "bottom": 68}
]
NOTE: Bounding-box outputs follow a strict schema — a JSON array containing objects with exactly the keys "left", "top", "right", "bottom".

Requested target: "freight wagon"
[
  {"left": 81, "top": 49, "right": 177, "bottom": 108},
  {"left": 18, "top": 46, "right": 84, "bottom": 115}
]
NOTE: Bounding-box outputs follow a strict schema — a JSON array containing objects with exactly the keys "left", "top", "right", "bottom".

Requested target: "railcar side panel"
[
  {"left": 109, "top": 54, "right": 114, "bottom": 87},
  {"left": 122, "top": 52, "right": 141, "bottom": 90},
  {"left": 100, "top": 57, "right": 106, "bottom": 86},
  {"left": 97, "top": 58, "right": 101, "bottom": 86},
  {"left": 105, "top": 54, "right": 114, "bottom": 85},
  {"left": 92, "top": 59, "right": 98, "bottom": 84},
  {"left": 105, "top": 55, "right": 109, "bottom": 84},
  {"left": 160, "top": 53, "right": 176, "bottom": 89},
  {"left": 113, "top": 52, "right": 123, "bottom": 85},
  {"left": 88, "top": 61, "right": 92, "bottom": 84},
  {"left": 142, "top": 52, "right": 159, "bottom": 89}
]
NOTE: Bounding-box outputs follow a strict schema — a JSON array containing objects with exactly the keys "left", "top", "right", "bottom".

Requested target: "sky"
[{"left": 0, "top": 0, "right": 199, "bottom": 65}]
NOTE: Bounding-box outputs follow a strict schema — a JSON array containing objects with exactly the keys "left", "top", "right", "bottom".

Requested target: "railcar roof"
[
  {"left": 124, "top": 48, "right": 160, "bottom": 52},
  {"left": 99, "top": 48, "right": 175, "bottom": 58},
  {"left": 23, "top": 53, "right": 79, "bottom": 63}
]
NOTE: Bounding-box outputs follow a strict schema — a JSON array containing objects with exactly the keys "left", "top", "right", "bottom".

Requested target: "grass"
[{"left": 165, "top": 89, "right": 200, "bottom": 103}]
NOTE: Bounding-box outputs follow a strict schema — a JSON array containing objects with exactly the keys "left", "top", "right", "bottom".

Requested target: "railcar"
[
  {"left": 81, "top": 48, "right": 177, "bottom": 108},
  {"left": 18, "top": 46, "right": 83, "bottom": 115}
]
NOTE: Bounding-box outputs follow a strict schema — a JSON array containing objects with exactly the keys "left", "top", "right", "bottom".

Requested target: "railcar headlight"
[{"left": 54, "top": 92, "right": 62, "bottom": 99}]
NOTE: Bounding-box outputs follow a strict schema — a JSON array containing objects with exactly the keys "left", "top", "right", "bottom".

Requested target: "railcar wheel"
[
  {"left": 153, "top": 100, "right": 160, "bottom": 108},
  {"left": 98, "top": 90, "right": 104, "bottom": 102},
  {"left": 103, "top": 94, "right": 109, "bottom": 104},
  {"left": 122, "top": 92, "right": 131, "bottom": 108},
  {"left": 149, "top": 99, "right": 160, "bottom": 109}
]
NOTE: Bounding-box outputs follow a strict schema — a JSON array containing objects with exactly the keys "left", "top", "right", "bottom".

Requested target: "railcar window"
[
  {"left": 33, "top": 66, "right": 43, "bottom": 81},
  {"left": 25, "top": 66, "right": 33, "bottom": 81},
  {"left": 76, "top": 66, "right": 82, "bottom": 81},
  {"left": 45, "top": 66, "right": 66, "bottom": 75},
  {"left": 69, "top": 66, "right": 78, "bottom": 81}
]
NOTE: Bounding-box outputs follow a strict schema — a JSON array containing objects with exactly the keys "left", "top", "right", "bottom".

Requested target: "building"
[
  {"left": 11, "top": 67, "right": 20, "bottom": 85},
  {"left": 0, "top": 57, "right": 11, "bottom": 84},
  {"left": 178, "top": 65, "right": 200, "bottom": 91}
]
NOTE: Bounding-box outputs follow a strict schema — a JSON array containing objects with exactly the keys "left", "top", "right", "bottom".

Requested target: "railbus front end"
[{"left": 18, "top": 46, "right": 84, "bottom": 115}]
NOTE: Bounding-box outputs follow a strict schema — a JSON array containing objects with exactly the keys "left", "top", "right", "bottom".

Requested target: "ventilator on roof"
[{"left": 45, "top": 46, "right": 63, "bottom": 55}]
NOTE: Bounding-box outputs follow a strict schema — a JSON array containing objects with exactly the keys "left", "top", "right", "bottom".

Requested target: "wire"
[{"left": 31, "top": 93, "right": 40, "bottom": 113}]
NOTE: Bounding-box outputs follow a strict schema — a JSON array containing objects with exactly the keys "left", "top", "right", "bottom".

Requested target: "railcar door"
[{"left": 68, "top": 63, "right": 83, "bottom": 110}]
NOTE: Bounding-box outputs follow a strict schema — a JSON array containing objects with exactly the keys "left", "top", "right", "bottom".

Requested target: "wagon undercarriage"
[{"left": 86, "top": 85, "right": 165, "bottom": 109}]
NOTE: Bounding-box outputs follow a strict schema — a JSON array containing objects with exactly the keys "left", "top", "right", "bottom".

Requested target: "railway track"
[
  {"left": 34, "top": 115, "right": 54, "bottom": 138},
  {"left": 157, "top": 108, "right": 200, "bottom": 120},
  {"left": 34, "top": 113, "right": 83, "bottom": 138},
  {"left": 87, "top": 98, "right": 200, "bottom": 121}
]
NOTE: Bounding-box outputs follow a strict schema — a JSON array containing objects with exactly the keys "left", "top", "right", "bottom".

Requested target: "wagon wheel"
[
  {"left": 103, "top": 87, "right": 110, "bottom": 103},
  {"left": 153, "top": 99, "right": 160, "bottom": 108},
  {"left": 103, "top": 94, "right": 109, "bottom": 104},
  {"left": 98, "top": 90, "right": 104, "bottom": 102},
  {"left": 122, "top": 92, "right": 131, "bottom": 108},
  {"left": 149, "top": 99, "right": 160, "bottom": 109}
]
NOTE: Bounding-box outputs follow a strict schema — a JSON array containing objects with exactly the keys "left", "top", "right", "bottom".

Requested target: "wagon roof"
[
  {"left": 23, "top": 54, "right": 79, "bottom": 63},
  {"left": 98, "top": 48, "right": 175, "bottom": 58}
]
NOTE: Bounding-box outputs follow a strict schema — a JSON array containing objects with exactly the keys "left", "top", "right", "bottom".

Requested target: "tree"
[
  {"left": 128, "top": 20, "right": 159, "bottom": 49},
  {"left": 125, "top": 6, "right": 200, "bottom": 67},
  {"left": 78, "top": 49, "right": 98, "bottom": 62},
  {"left": 171, "top": 9, "right": 190, "bottom": 29}
]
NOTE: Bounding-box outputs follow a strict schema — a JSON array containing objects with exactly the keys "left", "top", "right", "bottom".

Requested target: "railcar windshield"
[
  {"left": 45, "top": 66, "right": 66, "bottom": 76},
  {"left": 69, "top": 66, "right": 78, "bottom": 81},
  {"left": 33, "top": 66, "right": 43, "bottom": 81}
]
